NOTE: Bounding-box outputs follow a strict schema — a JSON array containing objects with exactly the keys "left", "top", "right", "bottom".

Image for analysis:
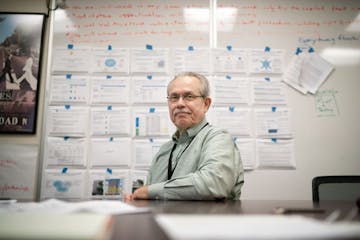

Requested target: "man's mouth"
[{"left": 174, "top": 109, "right": 191, "bottom": 117}]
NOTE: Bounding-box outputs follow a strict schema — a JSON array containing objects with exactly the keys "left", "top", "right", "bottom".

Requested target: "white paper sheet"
[
  {"left": 249, "top": 48, "right": 285, "bottom": 74},
  {"left": 90, "top": 75, "right": 130, "bottom": 104},
  {"left": 132, "top": 138, "right": 169, "bottom": 168},
  {"left": 234, "top": 138, "right": 256, "bottom": 170},
  {"left": 42, "top": 169, "right": 86, "bottom": 199},
  {"left": 0, "top": 198, "right": 147, "bottom": 215},
  {"left": 282, "top": 51, "right": 334, "bottom": 95},
  {"left": 174, "top": 48, "right": 210, "bottom": 73},
  {"left": 131, "top": 48, "right": 169, "bottom": 73},
  {"left": 211, "top": 76, "right": 250, "bottom": 105},
  {"left": 88, "top": 169, "right": 130, "bottom": 198},
  {"left": 49, "top": 74, "right": 89, "bottom": 104},
  {"left": 256, "top": 138, "right": 296, "bottom": 169},
  {"left": 155, "top": 214, "right": 360, "bottom": 240},
  {"left": 282, "top": 53, "right": 308, "bottom": 94},
  {"left": 131, "top": 75, "right": 168, "bottom": 104},
  {"left": 251, "top": 77, "right": 288, "bottom": 106},
  {"left": 47, "top": 106, "right": 88, "bottom": 137},
  {"left": 300, "top": 52, "right": 334, "bottom": 94},
  {"left": 46, "top": 137, "right": 87, "bottom": 167},
  {"left": 211, "top": 48, "right": 248, "bottom": 73},
  {"left": 52, "top": 47, "right": 91, "bottom": 73},
  {"left": 207, "top": 106, "right": 252, "bottom": 137},
  {"left": 92, "top": 47, "right": 130, "bottom": 73},
  {"left": 254, "top": 107, "right": 292, "bottom": 138},
  {"left": 315, "top": 89, "right": 339, "bottom": 117},
  {"left": 133, "top": 107, "right": 172, "bottom": 137},
  {"left": 89, "top": 137, "right": 131, "bottom": 167},
  {"left": 0, "top": 144, "right": 37, "bottom": 200},
  {"left": 90, "top": 106, "right": 130, "bottom": 136}
]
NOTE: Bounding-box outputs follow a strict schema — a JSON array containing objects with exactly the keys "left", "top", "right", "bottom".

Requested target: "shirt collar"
[{"left": 172, "top": 119, "right": 208, "bottom": 144}]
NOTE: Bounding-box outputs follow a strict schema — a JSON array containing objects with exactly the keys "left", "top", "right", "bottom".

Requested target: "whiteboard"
[
  {"left": 53, "top": 0, "right": 210, "bottom": 47},
  {"left": 43, "top": 0, "right": 360, "bottom": 200},
  {"left": 216, "top": 0, "right": 360, "bottom": 200}
]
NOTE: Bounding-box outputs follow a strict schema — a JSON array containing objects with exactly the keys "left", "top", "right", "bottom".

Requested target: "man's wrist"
[{"left": 147, "top": 182, "right": 165, "bottom": 200}]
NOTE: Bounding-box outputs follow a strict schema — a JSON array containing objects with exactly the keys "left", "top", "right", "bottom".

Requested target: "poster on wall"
[{"left": 0, "top": 13, "right": 45, "bottom": 133}]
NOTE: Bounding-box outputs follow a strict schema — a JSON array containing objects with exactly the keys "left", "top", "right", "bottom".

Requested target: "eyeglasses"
[{"left": 167, "top": 94, "right": 204, "bottom": 103}]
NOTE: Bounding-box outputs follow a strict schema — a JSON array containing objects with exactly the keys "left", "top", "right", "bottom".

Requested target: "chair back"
[{"left": 312, "top": 175, "right": 360, "bottom": 203}]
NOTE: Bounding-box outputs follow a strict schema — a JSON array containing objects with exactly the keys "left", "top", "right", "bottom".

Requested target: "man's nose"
[{"left": 176, "top": 96, "right": 187, "bottom": 105}]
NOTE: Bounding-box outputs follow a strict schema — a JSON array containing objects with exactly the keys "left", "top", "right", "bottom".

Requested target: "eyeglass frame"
[{"left": 167, "top": 93, "right": 204, "bottom": 103}]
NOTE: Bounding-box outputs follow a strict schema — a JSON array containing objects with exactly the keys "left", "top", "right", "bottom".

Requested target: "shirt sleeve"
[{"left": 147, "top": 129, "right": 241, "bottom": 200}]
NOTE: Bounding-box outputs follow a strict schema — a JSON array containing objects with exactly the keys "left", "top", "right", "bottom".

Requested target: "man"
[
  {"left": 1, "top": 53, "right": 15, "bottom": 83},
  {"left": 131, "top": 72, "right": 244, "bottom": 200}
]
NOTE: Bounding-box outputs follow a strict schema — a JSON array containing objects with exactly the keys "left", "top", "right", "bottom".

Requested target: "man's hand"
[
  {"left": 123, "top": 193, "right": 133, "bottom": 203},
  {"left": 132, "top": 186, "right": 149, "bottom": 200}
]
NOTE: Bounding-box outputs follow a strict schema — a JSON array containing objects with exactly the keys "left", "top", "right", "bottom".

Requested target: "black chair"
[{"left": 312, "top": 175, "right": 360, "bottom": 203}]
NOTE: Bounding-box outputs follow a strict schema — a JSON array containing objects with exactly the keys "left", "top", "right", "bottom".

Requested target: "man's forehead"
[
  {"left": 169, "top": 90, "right": 195, "bottom": 95},
  {"left": 169, "top": 76, "right": 200, "bottom": 89}
]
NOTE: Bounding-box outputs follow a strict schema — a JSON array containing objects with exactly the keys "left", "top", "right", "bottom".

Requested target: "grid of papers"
[{"left": 42, "top": 46, "right": 297, "bottom": 200}]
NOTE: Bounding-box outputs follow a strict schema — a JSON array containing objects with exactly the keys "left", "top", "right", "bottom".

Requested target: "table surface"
[{"left": 111, "top": 200, "right": 360, "bottom": 240}]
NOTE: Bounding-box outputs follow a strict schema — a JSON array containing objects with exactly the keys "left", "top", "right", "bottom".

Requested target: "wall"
[{"left": 0, "top": 0, "right": 49, "bottom": 200}]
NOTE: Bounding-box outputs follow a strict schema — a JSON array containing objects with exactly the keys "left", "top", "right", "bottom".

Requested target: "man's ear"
[{"left": 204, "top": 97, "right": 212, "bottom": 112}]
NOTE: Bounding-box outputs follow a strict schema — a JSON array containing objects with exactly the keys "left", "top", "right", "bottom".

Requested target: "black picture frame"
[{"left": 0, "top": 13, "right": 45, "bottom": 134}]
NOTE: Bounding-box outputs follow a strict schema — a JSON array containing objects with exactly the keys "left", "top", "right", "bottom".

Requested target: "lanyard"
[
  {"left": 167, "top": 122, "right": 209, "bottom": 180},
  {"left": 167, "top": 143, "right": 177, "bottom": 180}
]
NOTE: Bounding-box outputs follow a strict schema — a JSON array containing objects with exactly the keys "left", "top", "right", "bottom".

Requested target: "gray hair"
[{"left": 167, "top": 72, "right": 210, "bottom": 97}]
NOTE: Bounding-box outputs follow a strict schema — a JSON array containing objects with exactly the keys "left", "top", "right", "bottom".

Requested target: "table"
[{"left": 111, "top": 200, "right": 360, "bottom": 240}]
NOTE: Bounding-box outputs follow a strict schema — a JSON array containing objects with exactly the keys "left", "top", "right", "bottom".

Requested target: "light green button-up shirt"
[{"left": 147, "top": 119, "right": 244, "bottom": 200}]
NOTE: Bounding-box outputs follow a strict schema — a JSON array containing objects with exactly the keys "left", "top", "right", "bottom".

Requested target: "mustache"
[{"left": 173, "top": 108, "right": 191, "bottom": 116}]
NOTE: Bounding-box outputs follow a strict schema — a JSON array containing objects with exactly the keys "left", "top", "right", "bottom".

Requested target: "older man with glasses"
[{"left": 129, "top": 72, "right": 244, "bottom": 200}]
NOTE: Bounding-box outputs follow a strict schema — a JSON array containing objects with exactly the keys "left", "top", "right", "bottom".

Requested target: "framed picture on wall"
[{"left": 0, "top": 13, "right": 45, "bottom": 134}]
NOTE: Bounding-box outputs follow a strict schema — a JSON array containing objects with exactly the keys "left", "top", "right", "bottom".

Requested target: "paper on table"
[
  {"left": 0, "top": 198, "right": 148, "bottom": 215},
  {"left": 0, "top": 212, "right": 114, "bottom": 240},
  {"left": 155, "top": 214, "right": 360, "bottom": 240}
]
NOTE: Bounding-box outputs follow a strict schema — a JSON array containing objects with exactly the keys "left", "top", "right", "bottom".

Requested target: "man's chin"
[{"left": 175, "top": 120, "right": 191, "bottom": 130}]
